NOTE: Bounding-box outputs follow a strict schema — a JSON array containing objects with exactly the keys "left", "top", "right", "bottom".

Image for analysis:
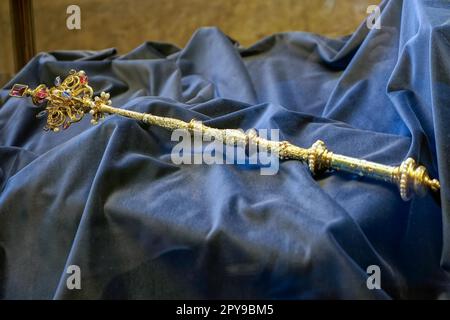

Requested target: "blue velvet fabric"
[{"left": 0, "top": 0, "right": 449, "bottom": 299}]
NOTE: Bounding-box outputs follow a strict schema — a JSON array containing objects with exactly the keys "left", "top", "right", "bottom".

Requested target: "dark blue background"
[{"left": 0, "top": 0, "right": 448, "bottom": 299}]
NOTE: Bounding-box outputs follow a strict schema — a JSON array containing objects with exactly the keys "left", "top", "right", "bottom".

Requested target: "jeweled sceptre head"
[{"left": 9, "top": 69, "right": 110, "bottom": 131}]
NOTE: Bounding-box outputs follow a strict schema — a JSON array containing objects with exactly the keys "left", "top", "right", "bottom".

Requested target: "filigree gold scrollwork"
[{"left": 35, "top": 69, "right": 94, "bottom": 131}]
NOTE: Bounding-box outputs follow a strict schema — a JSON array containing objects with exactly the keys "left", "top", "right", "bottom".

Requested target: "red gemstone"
[
  {"left": 35, "top": 89, "right": 48, "bottom": 99},
  {"left": 79, "top": 75, "right": 88, "bottom": 84},
  {"left": 9, "top": 84, "right": 28, "bottom": 97},
  {"left": 35, "top": 88, "right": 48, "bottom": 103}
]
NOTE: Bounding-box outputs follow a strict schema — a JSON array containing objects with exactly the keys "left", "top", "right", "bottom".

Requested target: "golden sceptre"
[{"left": 9, "top": 70, "right": 440, "bottom": 201}]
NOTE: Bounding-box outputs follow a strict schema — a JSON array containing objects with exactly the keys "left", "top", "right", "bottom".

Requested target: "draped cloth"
[{"left": 0, "top": 0, "right": 449, "bottom": 299}]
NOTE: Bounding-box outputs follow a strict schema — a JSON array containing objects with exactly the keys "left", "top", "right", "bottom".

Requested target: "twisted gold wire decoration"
[{"left": 9, "top": 70, "right": 440, "bottom": 201}]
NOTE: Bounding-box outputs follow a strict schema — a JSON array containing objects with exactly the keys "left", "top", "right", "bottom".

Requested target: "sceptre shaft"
[{"left": 8, "top": 70, "right": 440, "bottom": 201}]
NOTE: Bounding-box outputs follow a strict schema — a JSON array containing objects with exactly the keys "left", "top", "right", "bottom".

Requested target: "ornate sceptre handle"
[{"left": 9, "top": 70, "right": 440, "bottom": 201}]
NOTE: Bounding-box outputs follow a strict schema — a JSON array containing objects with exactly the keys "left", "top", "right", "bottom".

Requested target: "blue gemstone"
[
  {"left": 54, "top": 76, "right": 61, "bottom": 86},
  {"left": 62, "top": 91, "right": 71, "bottom": 98}
]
